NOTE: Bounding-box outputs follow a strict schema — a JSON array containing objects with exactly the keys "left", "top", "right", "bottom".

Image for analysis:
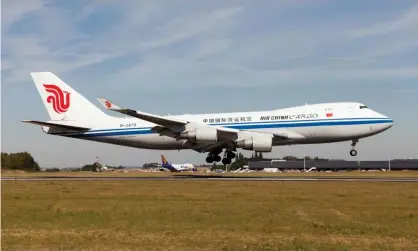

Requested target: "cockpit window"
[{"left": 359, "top": 105, "right": 368, "bottom": 109}]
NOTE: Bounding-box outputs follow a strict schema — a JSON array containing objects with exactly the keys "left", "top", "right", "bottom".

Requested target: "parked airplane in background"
[
  {"left": 160, "top": 155, "right": 196, "bottom": 172},
  {"left": 23, "top": 72, "right": 394, "bottom": 165}
]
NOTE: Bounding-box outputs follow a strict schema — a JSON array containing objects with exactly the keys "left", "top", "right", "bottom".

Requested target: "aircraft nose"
[
  {"left": 384, "top": 119, "right": 393, "bottom": 130},
  {"left": 381, "top": 115, "right": 393, "bottom": 130},
  {"left": 387, "top": 118, "right": 394, "bottom": 129},
  {"left": 372, "top": 110, "right": 393, "bottom": 131}
]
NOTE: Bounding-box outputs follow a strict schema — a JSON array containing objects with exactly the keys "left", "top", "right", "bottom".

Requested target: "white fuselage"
[
  {"left": 48, "top": 102, "right": 393, "bottom": 151},
  {"left": 171, "top": 164, "right": 195, "bottom": 169}
]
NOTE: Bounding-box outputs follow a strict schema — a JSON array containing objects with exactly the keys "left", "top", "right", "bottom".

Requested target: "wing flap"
[{"left": 22, "top": 120, "right": 91, "bottom": 131}]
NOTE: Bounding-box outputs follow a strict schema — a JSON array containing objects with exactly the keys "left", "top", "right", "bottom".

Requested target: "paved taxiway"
[{"left": 2, "top": 175, "right": 418, "bottom": 182}]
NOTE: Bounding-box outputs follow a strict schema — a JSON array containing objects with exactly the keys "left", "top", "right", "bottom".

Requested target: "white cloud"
[
  {"left": 133, "top": 6, "right": 243, "bottom": 51},
  {"left": 186, "top": 38, "right": 233, "bottom": 59},
  {"left": 357, "top": 35, "right": 418, "bottom": 59},
  {"left": 2, "top": 33, "right": 123, "bottom": 84},
  {"left": 347, "top": 5, "right": 418, "bottom": 38},
  {"left": 2, "top": 1, "right": 125, "bottom": 84},
  {"left": 2, "top": 1, "right": 247, "bottom": 86},
  {"left": 1, "top": 0, "right": 45, "bottom": 31},
  {"left": 105, "top": 52, "right": 418, "bottom": 91},
  {"left": 4, "top": 1, "right": 417, "bottom": 88},
  {"left": 342, "top": 5, "right": 418, "bottom": 60}
]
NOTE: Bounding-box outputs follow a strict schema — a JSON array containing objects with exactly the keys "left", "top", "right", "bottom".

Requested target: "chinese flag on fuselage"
[{"left": 326, "top": 113, "right": 333, "bottom": 118}]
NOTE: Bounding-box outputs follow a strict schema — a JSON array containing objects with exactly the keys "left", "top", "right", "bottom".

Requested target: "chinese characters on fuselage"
[
  {"left": 202, "top": 113, "right": 318, "bottom": 124},
  {"left": 202, "top": 116, "right": 253, "bottom": 124}
]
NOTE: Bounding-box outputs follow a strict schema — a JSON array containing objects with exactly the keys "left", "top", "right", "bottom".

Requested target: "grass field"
[{"left": 2, "top": 180, "right": 418, "bottom": 251}]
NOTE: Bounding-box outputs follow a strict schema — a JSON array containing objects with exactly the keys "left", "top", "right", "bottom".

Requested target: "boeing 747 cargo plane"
[{"left": 23, "top": 72, "right": 394, "bottom": 164}]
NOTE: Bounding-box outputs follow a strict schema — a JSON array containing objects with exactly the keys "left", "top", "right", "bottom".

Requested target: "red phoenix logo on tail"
[
  {"left": 43, "top": 84, "right": 71, "bottom": 114},
  {"left": 105, "top": 100, "right": 112, "bottom": 108}
]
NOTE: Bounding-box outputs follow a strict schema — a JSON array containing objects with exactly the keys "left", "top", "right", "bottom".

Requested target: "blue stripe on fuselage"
[
  {"left": 57, "top": 118, "right": 393, "bottom": 138},
  {"left": 85, "top": 117, "right": 388, "bottom": 133}
]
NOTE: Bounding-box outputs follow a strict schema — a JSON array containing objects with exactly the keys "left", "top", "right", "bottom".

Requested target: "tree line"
[
  {"left": 1, "top": 152, "right": 40, "bottom": 171},
  {"left": 1, "top": 151, "right": 329, "bottom": 172},
  {"left": 1, "top": 152, "right": 128, "bottom": 172}
]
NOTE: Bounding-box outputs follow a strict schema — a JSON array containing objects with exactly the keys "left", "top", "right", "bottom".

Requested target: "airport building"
[{"left": 248, "top": 159, "right": 418, "bottom": 172}]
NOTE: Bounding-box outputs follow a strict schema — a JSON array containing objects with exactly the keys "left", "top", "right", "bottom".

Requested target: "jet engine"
[
  {"left": 236, "top": 135, "right": 273, "bottom": 152},
  {"left": 179, "top": 127, "right": 218, "bottom": 143}
]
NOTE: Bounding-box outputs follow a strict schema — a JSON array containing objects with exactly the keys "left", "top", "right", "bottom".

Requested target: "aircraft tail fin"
[
  {"left": 161, "top": 155, "right": 169, "bottom": 165},
  {"left": 30, "top": 72, "right": 109, "bottom": 125},
  {"left": 160, "top": 155, "right": 179, "bottom": 172}
]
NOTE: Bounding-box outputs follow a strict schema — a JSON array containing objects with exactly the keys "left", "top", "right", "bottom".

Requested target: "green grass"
[{"left": 2, "top": 181, "right": 418, "bottom": 251}]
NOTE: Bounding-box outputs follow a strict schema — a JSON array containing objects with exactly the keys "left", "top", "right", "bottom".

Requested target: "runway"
[{"left": 2, "top": 175, "right": 418, "bottom": 182}]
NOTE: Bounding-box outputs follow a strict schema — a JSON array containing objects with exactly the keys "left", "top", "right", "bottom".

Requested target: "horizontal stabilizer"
[{"left": 22, "top": 120, "right": 91, "bottom": 131}]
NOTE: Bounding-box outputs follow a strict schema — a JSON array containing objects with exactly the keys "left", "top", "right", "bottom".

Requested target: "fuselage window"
[{"left": 359, "top": 105, "right": 368, "bottom": 109}]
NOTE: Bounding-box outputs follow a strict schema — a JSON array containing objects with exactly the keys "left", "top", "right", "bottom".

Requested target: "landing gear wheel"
[
  {"left": 207, "top": 149, "right": 222, "bottom": 163},
  {"left": 350, "top": 149, "right": 357, "bottom": 156},
  {"left": 222, "top": 158, "right": 232, "bottom": 165},
  {"left": 226, "top": 151, "right": 236, "bottom": 159},
  {"left": 349, "top": 139, "right": 358, "bottom": 156}
]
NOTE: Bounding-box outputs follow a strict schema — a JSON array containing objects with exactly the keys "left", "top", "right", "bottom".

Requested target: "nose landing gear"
[{"left": 350, "top": 139, "right": 358, "bottom": 156}]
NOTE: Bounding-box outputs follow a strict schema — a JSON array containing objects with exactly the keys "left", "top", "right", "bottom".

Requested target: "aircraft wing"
[
  {"left": 97, "top": 98, "right": 187, "bottom": 127},
  {"left": 96, "top": 98, "right": 301, "bottom": 147},
  {"left": 97, "top": 98, "right": 240, "bottom": 137}
]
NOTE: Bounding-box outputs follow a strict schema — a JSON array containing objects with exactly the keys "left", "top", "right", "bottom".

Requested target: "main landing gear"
[
  {"left": 205, "top": 154, "right": 221, "bottom": 163},
  {"left": 205, "top": 148, "right": 222, "bottom": 163},
  {"left": 221, "top": 150, "right": 236, "bottom": 165},
  {"left": 205, "top": 149, "right": 236, "bottom": 164},
  {"left": 350, "top": 139, "right": 358, "bottom": 156}
]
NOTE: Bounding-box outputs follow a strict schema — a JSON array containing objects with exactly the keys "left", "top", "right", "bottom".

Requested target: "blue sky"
[{"left": 2, "top": 0, "right": 418, "bottom": 167}]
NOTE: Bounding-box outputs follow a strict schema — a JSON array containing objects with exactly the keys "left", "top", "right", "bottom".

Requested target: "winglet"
[{"left": 97, "top": 98, "right": 123, "bottom": 111}]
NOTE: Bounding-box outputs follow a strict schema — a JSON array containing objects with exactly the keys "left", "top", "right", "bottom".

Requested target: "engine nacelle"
[
  {"left": 179, "top": 127, "right": 218, "bottom": 143},
  {"left": 236, "top": 135, "right": 273, "bottom": 152}
]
